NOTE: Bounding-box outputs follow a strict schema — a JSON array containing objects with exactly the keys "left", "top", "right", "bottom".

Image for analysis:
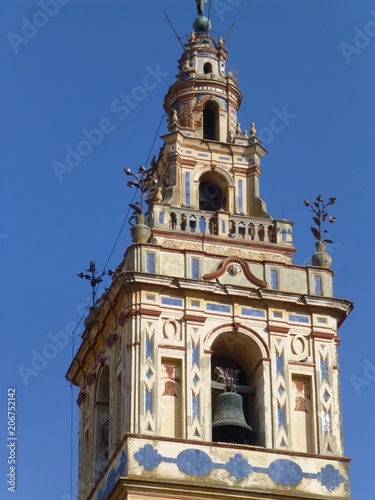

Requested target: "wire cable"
[
  {"left": 102, "top": 112, "right": 166, "bottom": 274},
  {"left": 69, "top": 112, "right": 167, "bottom": 495}
]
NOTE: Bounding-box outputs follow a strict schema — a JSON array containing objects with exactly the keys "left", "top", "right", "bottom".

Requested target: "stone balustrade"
[{"left": 152, "top": 205, "right": 293, "bottom": 245}]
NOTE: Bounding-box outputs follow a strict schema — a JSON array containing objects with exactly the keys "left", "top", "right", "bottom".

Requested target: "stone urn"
[
  {"left": 312, "top": 241, "right": 332, "bottom": 268},
  {"left": 129, "top": 212, "right": 152, "bottom": 244}
]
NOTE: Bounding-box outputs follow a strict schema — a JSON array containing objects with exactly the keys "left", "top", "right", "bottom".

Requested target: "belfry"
[{"left": 66, "top": 4, "right": 353, "bottom": 499}]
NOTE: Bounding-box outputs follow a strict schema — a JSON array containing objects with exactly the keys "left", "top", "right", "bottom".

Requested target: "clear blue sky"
[{"left": 1, "top": 1, "right": 374, "bottom": 498}]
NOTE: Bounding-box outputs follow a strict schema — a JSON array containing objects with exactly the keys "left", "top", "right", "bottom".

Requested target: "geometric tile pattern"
[
  {"left": 190, "top": 327, "right": 202, "bottom": 438},
  {"left": 134, "top": 445, "right": 344, "bottom": 492},
  {"left": 317, "top": 344, "right": 335, "bottom": 454},
  {"left": 143, "top": 322, "right": 155, "bottom": 433},
  {"left": 273, "top": 340, "right": 288, "bottom": 448}
]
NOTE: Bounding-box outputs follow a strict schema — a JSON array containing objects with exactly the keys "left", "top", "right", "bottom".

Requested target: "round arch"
[
  {"left": 196, "top": 95, "right": 225, "bottom": 111},
  {"left": 204, "top": 323, "right": 270, "bottom": 364},
  {"left": 204, "top": 324, "right": 269, "bottom": 447}
]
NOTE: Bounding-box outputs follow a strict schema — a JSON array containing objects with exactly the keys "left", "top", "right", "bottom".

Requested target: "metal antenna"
[
  {"left": 163, "top": 10, "right": 185, "bottom": 50},
  {"left": 205, "top": 0, "right": 212, "bottom": 41},
  {"left": 224, "top": 19, "right": 237, "bottom": 44}
]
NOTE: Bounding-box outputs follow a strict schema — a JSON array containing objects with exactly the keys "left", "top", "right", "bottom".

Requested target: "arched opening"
[
  {"left": 198, "top": 171, "right": 228, "bottom": 212},
  {"left": 95, "top": 365, "right": 110, "bottom": 481},
  {"left": 204, "top": 62, "right": 213, "bottom": 74},
  {"left": 203, "top": 101, "right": 219, "bottom": 141},
  {"left": 210, "top": 331, "right": 265, "bottom": 446}
]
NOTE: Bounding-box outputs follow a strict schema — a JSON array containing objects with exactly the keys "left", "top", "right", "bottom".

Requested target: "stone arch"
[
  {"left": 193, "top": 166, "right": 233, "bottom": 212},
  {"left": 204, "top": 325, "right": 269, "bottom": 446},
  {"left": 194, "top": 165, "right": 234, "bottom": 187},
  {"left": 204, "top": 323, "right": 270, "bottom": 362},
  {"left": 94, "top": 362, "right": 110, "bottom": 480},
  {"left": 195, "top": 95, "right": 225, "bottom": 111}
]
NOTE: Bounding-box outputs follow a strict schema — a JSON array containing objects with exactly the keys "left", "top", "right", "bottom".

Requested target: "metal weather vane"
[
  {"left": 77, "top": 261, "right": 113, "bottom": 308},
  {"left": 304, "top": 195, "right": 336, "bottom": 245}
]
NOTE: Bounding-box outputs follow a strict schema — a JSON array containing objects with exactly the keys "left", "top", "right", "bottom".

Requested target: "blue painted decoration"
[
  {"left": 192, "top": 344, "right": 198, "bottom": 367},
  {"left": 241, "top": 308, "right": 265, "bottom": 318},
  {"left": 278, "top": 406, "right": 285, "bottom": 429},
  {"left": 268, "top": 459, "right": 303, "bottom": 486},
  {"left": 289, "top": 314, "right": 309, "bottom": 323},
  {"left": 161, "top": 297, "right": 183, "bottom": 307},
  {"left": 145, "top": 389, "right": 152, "bottom": 414},
  {"left": 146, "top": 253, "right": 154, "bottom": 273},
  {"left": 177, "top": 449, "right": 213, "bottom": 476},
  {"left": 134, "top": 444, "right": 162, "bottom": 471},
  {"left": 276, "top": 353, "right": 283, "bottom": 376},
  {"left": 192, "top": 394, "right": 199, "bottom": 419},
  {"left": 225, "top": 454, "right": 252, "bottom": 481},
  {"left": 191, "top": 258, "right": 199, "bottom": 279},
  {"left": 97, "top": 451, "right": 126, "bottom": 500},
  {"left": 238, "top": 179, "right": 243, "bottom": 213},
  {"left": 132, "top": 445, "right": 345, "bottom": 492},
  {"left": 323, "top": 410, "right": 330, "bottom": 434},
  {"left": 270, "top": 269, "right": 278, "bottom": 290},
  {"left": 159, "top": 211, "right": 164, "bottom": 224},
  {"left": 185, "top": 171, "right": 191, "bottom": 206},
  {"left": 321, "top": 358, "right": 328, "bottom": 382},
  {"left": 317, "top": 464, "right": 344, "bottom": 492},
  {"left": 146, "top": 336, "right": 152, "bottom": 361},
  {"left": 314, "top": 275, "right": 322, "bottom": 295},
  {"left": 206, "top": 303, "right": 230, "bottom": 313}
]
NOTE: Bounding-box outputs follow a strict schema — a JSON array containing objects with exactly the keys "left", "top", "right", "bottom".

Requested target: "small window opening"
[
  {"left": 203, "top": 101, "right": 219, "bottom": 140},
  {"left": 204, "top": 62, "right": 213, "bottom": 74}
]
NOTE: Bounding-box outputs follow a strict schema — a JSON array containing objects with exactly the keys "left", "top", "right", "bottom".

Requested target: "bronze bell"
[{"left": 212, "top": 390, "right": 254, "bottom": 445}]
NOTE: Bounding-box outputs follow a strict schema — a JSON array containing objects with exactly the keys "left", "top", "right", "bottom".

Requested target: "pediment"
[{"left": 203, "top": 256, "right": 267, "bottom": 288}]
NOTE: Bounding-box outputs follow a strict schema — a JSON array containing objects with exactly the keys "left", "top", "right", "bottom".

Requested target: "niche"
[
  {"left": 210, "top": 331, "right": 265, "bottom": 446},
  {"left": 94, "top": 365, "right": 110, "bottom": 480},
  {"left": 203, "top": 101, "right": 219, "bottom": 141}
]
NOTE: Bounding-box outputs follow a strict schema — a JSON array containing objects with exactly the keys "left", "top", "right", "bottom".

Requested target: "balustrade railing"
[{"left": 153, "top": 206, "right": 291, "bottom": 245}]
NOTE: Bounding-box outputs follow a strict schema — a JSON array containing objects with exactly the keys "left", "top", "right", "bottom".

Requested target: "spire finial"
[{"left": 250, "top": 122, "right": 256, "bottom": 136}]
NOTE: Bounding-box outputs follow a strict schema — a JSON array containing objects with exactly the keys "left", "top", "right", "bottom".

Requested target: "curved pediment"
[{"left": 203, "top": 256, "right": 267, "bottom": 288}]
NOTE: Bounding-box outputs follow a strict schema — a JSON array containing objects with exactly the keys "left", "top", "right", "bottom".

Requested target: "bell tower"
[{"left": 66, "top": 4, "right": 353, "bottom": 500}]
